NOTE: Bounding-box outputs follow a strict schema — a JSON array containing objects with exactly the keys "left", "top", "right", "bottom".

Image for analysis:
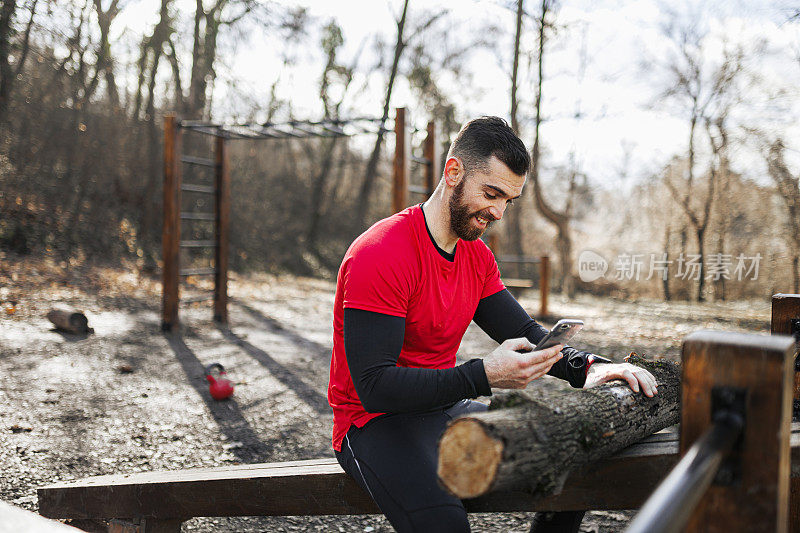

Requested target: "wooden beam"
[
  {"left": 213, "top": 135, "right": 230, "bottom": 324},
  {"left": 772, "top": 293, "right": 800, "bottom": 533},
  {"left": 423, "top": 120, "right": 439, "bottom": 195},
  {"left": 392, "top": 107, "right": 410, "bottom": 214},
  {"left": 772, "top": 294, "right": 800, "bottom": 404},
  {"left": 38, "top": 427, "right": 800, "bottom": 523},
  {"left": 161, "top": 114, "right": 182, "bottom": 331},
  {"left": 682, "top": 331, "right": 795, "bottom": 533}
]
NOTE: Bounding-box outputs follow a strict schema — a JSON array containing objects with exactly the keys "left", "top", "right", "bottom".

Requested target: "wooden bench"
[{"left": 37, "top": 425, "right": 800, "bottom": 532}]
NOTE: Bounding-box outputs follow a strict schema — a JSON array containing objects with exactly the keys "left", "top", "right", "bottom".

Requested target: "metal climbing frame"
[{"left": 162, "top": 108, "right": 437, "bottom": 331}]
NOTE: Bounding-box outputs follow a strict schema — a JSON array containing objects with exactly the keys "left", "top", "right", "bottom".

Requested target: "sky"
[{"left": 115, "top": 0, "right": 800, "bottom": 189}]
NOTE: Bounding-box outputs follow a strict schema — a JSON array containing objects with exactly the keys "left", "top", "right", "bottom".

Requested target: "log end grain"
[{"left": 437, "top": 418, "right": 504, "bottom": 499}]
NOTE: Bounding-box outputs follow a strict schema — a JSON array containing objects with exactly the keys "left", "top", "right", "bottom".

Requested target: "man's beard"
[{"left": 448, "top": 179, "right": 495, "bottom": 241}]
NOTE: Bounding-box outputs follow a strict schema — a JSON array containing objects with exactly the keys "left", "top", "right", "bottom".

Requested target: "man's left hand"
[{"left": 583, "top": 362, "right": 658, "bottom": 397}]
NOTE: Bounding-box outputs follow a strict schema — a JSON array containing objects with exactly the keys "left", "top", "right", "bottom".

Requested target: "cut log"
[
  {"left": 438, "top": 355, "right": 681, "bottom": 499},
  {"left": 46, "top": 308, "right": 92, "bottom": 334}
]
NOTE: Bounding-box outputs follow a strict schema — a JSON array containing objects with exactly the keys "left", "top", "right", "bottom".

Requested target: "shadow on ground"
[{"left": 164, "top": 332, "right": 273, "bottom": 463}]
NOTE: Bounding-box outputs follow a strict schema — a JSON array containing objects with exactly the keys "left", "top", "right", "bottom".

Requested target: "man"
[{"left": 327, "top": 117, "right": 657, "bottom": 533}]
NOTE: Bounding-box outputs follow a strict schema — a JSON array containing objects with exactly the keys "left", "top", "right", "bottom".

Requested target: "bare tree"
[
  {"left": 766, "top": 139, "right": 800, "bottom": 293},
  {"left": 0, "top": 0, "right": 37, "bottom": 125},
  {"left": 503, "top": 0, "right": 526, "bottom": 258},
  {"left": 132, "top": 0, "right": 173, "bottom": 121},
  {"left": 656, "top": 19, "right": 745, "bottom": 301},
  {"left": 305, "top": 19, "right": 359, "bottom": 253},
  {"left": 527, "top": 0, "right": 580, "bottom": 297},
  {"left": 355, "top": 0, "right": 409, "bottom": 227},
  {"left": 81, "top": 0, "right": 122, "bottom": 109}
]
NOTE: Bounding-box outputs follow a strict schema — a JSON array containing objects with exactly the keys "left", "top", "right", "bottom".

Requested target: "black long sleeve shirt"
[{"left": 344, "top": 289, "right": 592, "bottom": 414}]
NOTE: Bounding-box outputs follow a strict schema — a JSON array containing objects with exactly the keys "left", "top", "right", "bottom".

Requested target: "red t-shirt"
[{"left": 327, "top": 204, "right": 505, "bottom": 451}]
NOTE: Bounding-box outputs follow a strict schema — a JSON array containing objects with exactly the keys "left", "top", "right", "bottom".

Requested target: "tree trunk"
[
  {"left": 0, "top": 0, "right": 18, "bottom": 124},
  {"left": 83, "top": 0, "right": 120, "bottom": 108},
  {"left": 510, "top": 0, "right": 523, "bottom": 136},
  {"left": 528, "top": 1, "right": 575, "bottom": 297},
  {"left": 355, "top": 0, "right": 409, "bottom": 227},
  {"left": 555, "top": 223, "right": 573, "bottom": 297},
  {"left": 504, "top": 0, "right": 525, "bottom": 258},
  {"left": 696, "top": 226, "right": 706, "bottom": 302},
  {"left": 305, "top": 137, "right": 341, "bottom": 248},
  {"left": 437, "top": 356, "right": 680, "bottom": 499}
]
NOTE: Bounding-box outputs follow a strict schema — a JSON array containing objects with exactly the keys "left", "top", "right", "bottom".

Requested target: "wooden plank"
[
  {"left": 35, "top": 424, "right": 800, "bottom": 521},
  {"left": 0, "top": 500, "right": 81, "bottom": 531},
  {"left": 29, "top": 439, "right": 691, "bottom": 519},
  {"left": 161, "top": 114, "right": 182, "bottom": 331},
  {"left": 392, "top": 107, "right": 410, "bottom": 213},
  {"left": 213, "top": 136, "right": 230, "bottom": 324},
  {"left": 682, "top": 331, "right": 795, "bottom": 533},
  {"left": 771, "top": 293, "right": 800, "bottom": 533},
  {"left": 423, "top": 120, "right": 439, "bottom": 195},
  {"left": 37, "top": 425, "right": 800, "bottom": 488}
]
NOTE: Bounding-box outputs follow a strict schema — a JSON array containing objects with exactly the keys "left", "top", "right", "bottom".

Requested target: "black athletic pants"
[{"left": 335, "top": 400, "right": 585, "bottom": 532}]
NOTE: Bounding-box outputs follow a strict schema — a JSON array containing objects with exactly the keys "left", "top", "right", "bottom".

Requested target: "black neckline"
[{"left": 420, "top": 205, "right": 456, "bottom": 262}]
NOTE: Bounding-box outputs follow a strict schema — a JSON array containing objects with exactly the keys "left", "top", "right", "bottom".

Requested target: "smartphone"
[{"left": 534, "top": 319, "right": 584, "bottom": 351}]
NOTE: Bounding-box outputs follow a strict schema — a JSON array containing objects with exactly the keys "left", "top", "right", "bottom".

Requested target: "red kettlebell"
[{"left": 205, "top": 363, "right": 234, "bottom": 401}]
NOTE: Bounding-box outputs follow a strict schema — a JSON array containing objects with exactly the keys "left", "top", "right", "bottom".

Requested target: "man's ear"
[{"left": 444, "top": 157, "right": 463, "bottom": 188}]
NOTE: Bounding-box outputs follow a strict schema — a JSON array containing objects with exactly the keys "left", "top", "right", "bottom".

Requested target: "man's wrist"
[{"left": 585, "top": 354, "right": 612, "bottom": 377}]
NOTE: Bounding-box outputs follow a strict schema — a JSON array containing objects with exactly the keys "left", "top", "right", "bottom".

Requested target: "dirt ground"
[{"left": 0, "top": 256, "right": 771, "bottom": 532}]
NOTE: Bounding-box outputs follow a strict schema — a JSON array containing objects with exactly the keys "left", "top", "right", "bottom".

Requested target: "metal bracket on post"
[{"left": 710, "top": 386, "right": 746, "bottom": 486}]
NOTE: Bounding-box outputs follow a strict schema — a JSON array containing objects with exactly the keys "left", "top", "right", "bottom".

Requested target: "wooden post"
[
  {"left": 423, "top": 120, "right": 440, "bottom": 195},
  {"left": 161, "top": 114, "right": 182, "bottom": 331},
  {"left": 392, "top": 107, "right": 410, "bottom": 214},
  {"left": 681, "top": 331, "right": 794, "bottom": 533},
  {"left": 771, "top": 293, "right": 800, "bottom": 532},
  {"left": 539, "top": 255, "right": 549, "bottom": 317},
  {"left": 772, "top": 294, "right": 800, "bottom": 402},
  {"left": 213, "top": 135, "right": 230, "bottom": 324}
]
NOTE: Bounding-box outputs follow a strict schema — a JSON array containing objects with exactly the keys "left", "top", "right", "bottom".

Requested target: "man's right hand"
[{"left": 482, "top": 338, "right": 564, "bottom": 389}]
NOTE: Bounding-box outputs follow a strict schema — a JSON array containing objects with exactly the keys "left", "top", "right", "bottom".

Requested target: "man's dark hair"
[{"left": 448, "top": 116, "right": 530, "bottom": 177}]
